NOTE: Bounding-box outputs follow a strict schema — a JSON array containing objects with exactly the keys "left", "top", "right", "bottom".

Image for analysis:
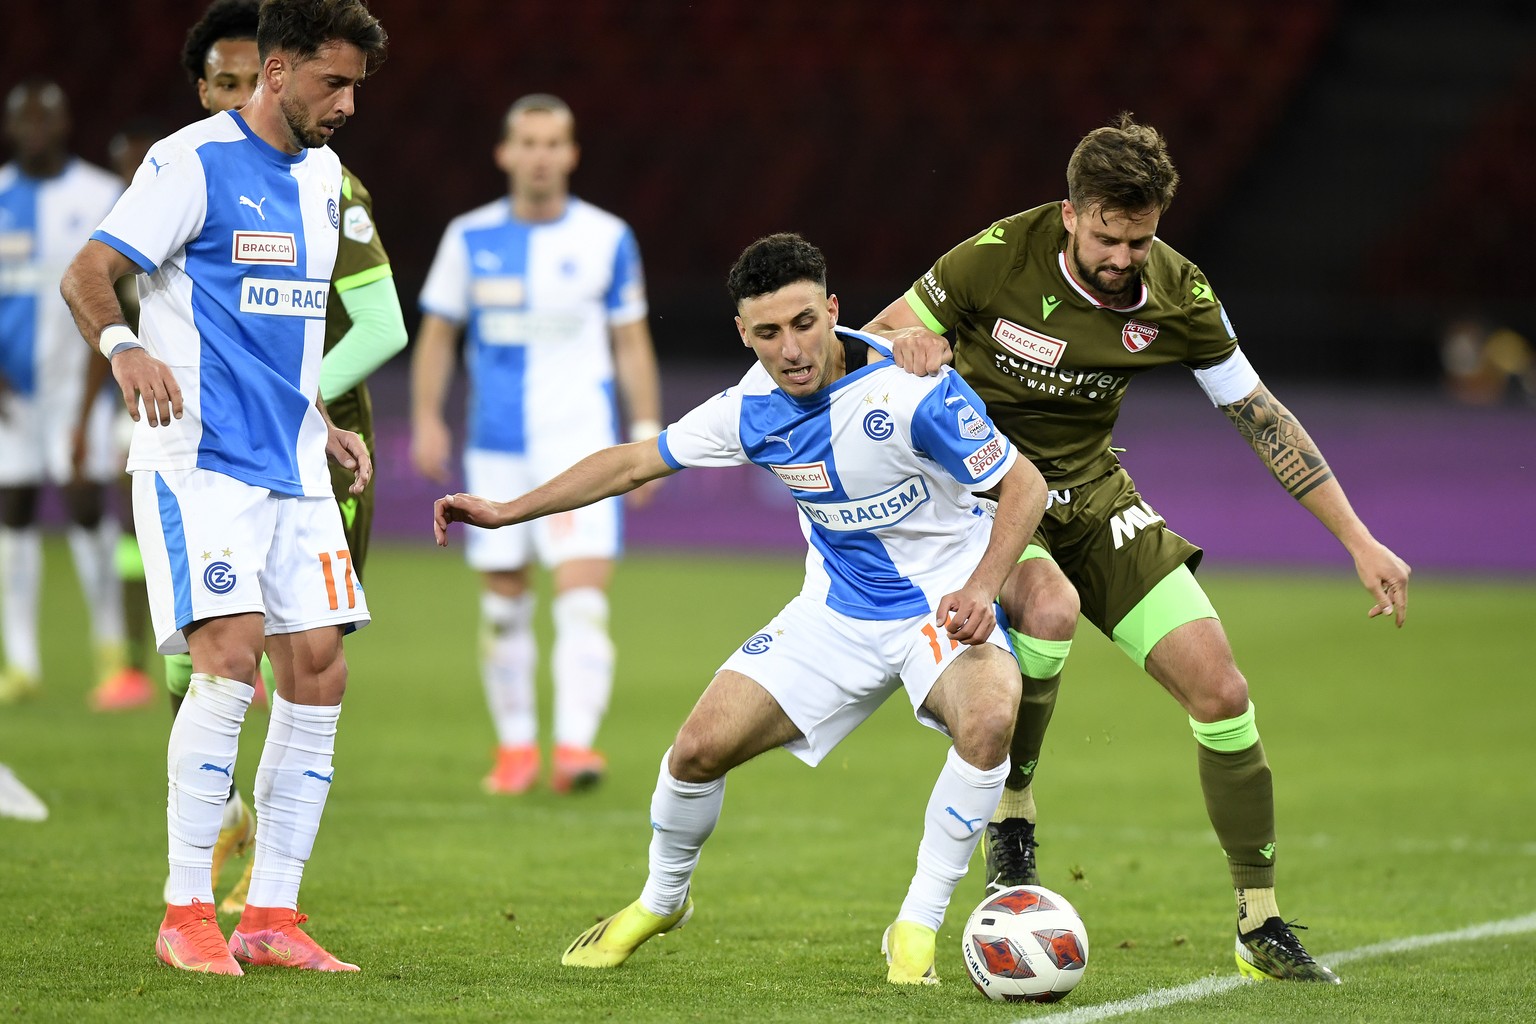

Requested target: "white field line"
[{"left": 1029, "top": 912, "right": 1536, "bottom": 1024}]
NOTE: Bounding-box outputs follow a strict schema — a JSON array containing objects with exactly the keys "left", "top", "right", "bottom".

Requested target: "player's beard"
[
  {"left": 280, "top": 93, "right": 341, "bottom": 149},
  {"left": 1069, "top": 237, "right": 1140, "bottom": 304}
]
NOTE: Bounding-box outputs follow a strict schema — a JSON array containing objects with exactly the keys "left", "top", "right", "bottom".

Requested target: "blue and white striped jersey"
[
  {"left": 90, "top": 111, "right": 342, "bottom": 497},
  {"left": 418, "top": 196, "right": 647, "bottom": 454},
  {"left": 0, "top": 158, "right": 121, "bottom": 399},
  {"left": 660, "top": 327, "right": 1017, "bottom": 620}
]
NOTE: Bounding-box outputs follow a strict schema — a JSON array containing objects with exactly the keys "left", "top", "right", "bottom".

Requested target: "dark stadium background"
[{"left": 7, "top": 0, "right": 1534, "bottom": 569}]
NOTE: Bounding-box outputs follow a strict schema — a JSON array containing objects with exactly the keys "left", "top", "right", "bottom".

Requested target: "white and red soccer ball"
[{"left": 962, "top": 885, "right": 1089, "bottom": 1003}]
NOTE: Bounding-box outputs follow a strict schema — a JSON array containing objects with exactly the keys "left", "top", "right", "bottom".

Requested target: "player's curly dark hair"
[
  {"left": 257, "top": 0, "right": 388, "bottom": 75},
  {"left": 1066, "top": 111, "right": 1180, "bottom": 215},
  {"left": 727, "top": 233, "right": 828, "bottom": 307},
  {"left": 180, "top": 0, "right": 260, "bottom": 84}
]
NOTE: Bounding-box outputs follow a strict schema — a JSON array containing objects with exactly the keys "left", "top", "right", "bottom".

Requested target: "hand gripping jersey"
[
  {"left": 903, "top": 202, "right": 1259, "bottom": 487},
  {"left": 90, "top": 111, "right": 343, "bottom": 497},
  {"left": 0, "top": 158, "right": 122, "bottom": 399},
  {"left": 660, "top": 327, "right": 1018, "bottom": 620},
  {"left": 418, "top": 196, "right": 647, "bottom": 455}
]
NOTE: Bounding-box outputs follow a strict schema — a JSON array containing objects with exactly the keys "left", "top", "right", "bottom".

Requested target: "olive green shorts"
[{"left": 1025, "top": 466, "right": 1214, "bottom": 659}]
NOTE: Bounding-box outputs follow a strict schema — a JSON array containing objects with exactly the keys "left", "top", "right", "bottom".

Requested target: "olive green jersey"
[
  {"left": 323, "top": 165, "right": 390, "bottom": 440},
  {"left": 903, "top": 203, "right": 1239, "bottom": 486}
]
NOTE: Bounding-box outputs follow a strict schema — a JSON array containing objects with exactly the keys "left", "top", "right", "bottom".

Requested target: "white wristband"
[
  {"left": 629, "top": 419, "right": 662, "bottom": 441},
  {"left": 99, "top": 324, "right": 143, "bottom": 359}
]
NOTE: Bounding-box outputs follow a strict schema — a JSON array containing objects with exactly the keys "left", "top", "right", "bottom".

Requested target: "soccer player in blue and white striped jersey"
[
  {"left": 60, "top": 0, "right": 387, "bottom": 977},
  {"left": 436, "top": 233, "right": 1049, "bottom": 985}
]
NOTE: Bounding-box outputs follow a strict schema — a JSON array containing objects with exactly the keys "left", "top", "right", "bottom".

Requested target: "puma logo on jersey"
[
  {"left": 239, "top": 195, "right": 267, "bottom": 220},
  {"left": 763, "top": 430, "right": 795, "bottom": 453},
  {"left": 148, "top": 157, "right": 168, "bottom": 176}
]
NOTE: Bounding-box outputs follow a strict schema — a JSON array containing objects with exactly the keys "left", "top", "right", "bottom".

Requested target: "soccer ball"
[{"left": 961, "top": 885, "right": 1089, "bottom": 1003}]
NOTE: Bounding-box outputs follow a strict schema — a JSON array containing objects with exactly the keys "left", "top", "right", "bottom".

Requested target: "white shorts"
[
  {"left": 133, "top": 467, "right": 370, "bottom": 654},
  {"left": 718, "top": 595, "right": 1011, "bottom": 767},
  {"left": 0, "top": 388, "right": 120, "bottom": 486},
  {"left": 463, "top": 447, "right": 621, "bottom": 571}
]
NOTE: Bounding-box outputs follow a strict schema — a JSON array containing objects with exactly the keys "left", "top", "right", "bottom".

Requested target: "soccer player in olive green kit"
[
  {"left": 865, "top": 112, "right": 1411, "bottom": 983},
  {"left": 157, "top": 0, "right": 407, "bottom": 914}
]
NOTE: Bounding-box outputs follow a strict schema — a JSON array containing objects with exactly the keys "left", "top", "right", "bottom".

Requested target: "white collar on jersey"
[{"left": 1056, "top": 250, "right": 1150, "bottom": 313}]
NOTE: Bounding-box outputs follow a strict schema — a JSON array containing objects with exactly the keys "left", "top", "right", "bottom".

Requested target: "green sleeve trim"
[
  {"left": 334, "top": 262, "right": 393, "bottom": 294},
  {"left": 1189, "top": 701, "right": 1259, "bottom": 753},
  {"left": 903, "top": 286, "right": 947, "bottom": 335},
  {"left": 319, "top": 276, "right": 408, "bottom": 402}
]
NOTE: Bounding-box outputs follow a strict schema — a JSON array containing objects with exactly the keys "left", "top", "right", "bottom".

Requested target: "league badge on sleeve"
[
  {"left": 956, "top": 403, "right": 991, "bottom": 441},
  {"left": 342, "top": 204, "right": 374, "bottom": 244}
]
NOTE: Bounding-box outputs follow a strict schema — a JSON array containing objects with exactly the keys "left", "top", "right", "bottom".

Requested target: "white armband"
[
  {"left": 1189, "top": 347, "right": 1259, "bottom": 406},
  {"left": 99, "top": 324, "right": 144, "bottom": 360}
]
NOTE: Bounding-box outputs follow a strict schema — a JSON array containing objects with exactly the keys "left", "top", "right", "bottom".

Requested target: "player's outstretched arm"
[
  {"left": 936, "top": 457, "right": 1047, "bottom": 644},
  {"left": 60, "top": 240, "right": 182, "bottom": 427},
  {"left": 1221, "top": 380, "right": 1411, "bottom": 627},
  {"left": 435, "top": 438, "right": 677, "bottom": 547},
  {"left": 863, "top": 296, "right": 952, "bottom": 376}
]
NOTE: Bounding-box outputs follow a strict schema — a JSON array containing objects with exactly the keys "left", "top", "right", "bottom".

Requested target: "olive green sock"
[{"left": 1191, "top": 703, "right": 1276, "bottom": 889}]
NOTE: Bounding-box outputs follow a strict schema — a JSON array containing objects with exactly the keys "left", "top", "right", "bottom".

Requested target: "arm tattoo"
[{"left": 1221, "top": 390, "right": 1335, "bottom": 500}]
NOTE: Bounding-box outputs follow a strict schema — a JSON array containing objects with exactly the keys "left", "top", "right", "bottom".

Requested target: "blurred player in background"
[
  {"left": 146, "top": 0, "right": 407, "bottom": 917},
  {"left": 438, "top": 232, "right": 1046, "bottom": 984},
  {"left": 60, "top": 0, "right": 388, "bottom": 974},
  {"left": 73, "top": 120, "right": 167, "bottom": 712},
  {"left": 412, "top": 94, "right": 661, "bottom": 796},
  {"left": 864, "top": 111, "right": 1413, "bottom": 983},
  {"left": 0, "top": 80, "right": 129, "bottom": 706}
]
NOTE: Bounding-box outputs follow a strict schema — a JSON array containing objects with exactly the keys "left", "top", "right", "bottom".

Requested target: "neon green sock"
[{"left": 164, "top": 652, "right": 194, "bottom": 698}]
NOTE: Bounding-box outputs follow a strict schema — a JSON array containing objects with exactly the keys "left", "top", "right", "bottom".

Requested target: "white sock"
[
  {"left": 481, "top": 591, "right": 536, "bottom": 747},
  {"left": 68, "top": 519, "right": 125, "bottom": 647},
  {"left": 553, "top": 587, "right": 613, "bottom": 749},
  {"left": 166, "top": 674, "right": 253, "bottom": 905},
  {"left": 0, "top": 527, "right": 42, "bottom": 678},
  {"left": 897, "top": 747, "right": 1009, "bottom": 931},
  {"left": 639, "top": 748, "right": 725, "bottom": 916},
  {"left": 248, "top": 694, "right": 340, "bottom": 911}
]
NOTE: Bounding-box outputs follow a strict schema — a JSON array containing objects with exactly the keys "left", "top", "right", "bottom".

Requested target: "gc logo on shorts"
[{"left": 203, "top": 561, "right": 238, "bottom": 595}]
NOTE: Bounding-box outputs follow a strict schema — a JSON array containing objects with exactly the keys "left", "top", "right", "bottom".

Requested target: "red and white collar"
[{"left": 1057, "top": 250, "right": 1149, "bottom": 313}]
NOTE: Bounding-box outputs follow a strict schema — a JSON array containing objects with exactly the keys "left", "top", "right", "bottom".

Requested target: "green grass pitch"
[{"left": 2, "top": 541, "right": 1532, "bottom": 1022}]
